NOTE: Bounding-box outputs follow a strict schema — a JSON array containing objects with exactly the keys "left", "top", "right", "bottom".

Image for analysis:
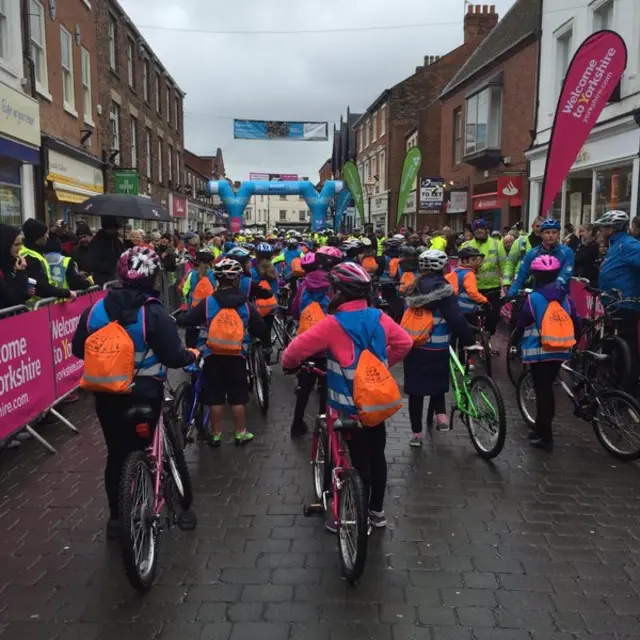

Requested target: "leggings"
[
  {"left": 95, "top": 393, "right": 162, "bottom": 520},
  {"left": 262, "top": 314, "right": 274, "bottom": 364},
  {"left": 530, "top": 360, "right": 562, "bottom": 442},
  {"left": 347, "top": 424, "right": 387, "bottom": 513},
  {"left": 408, "top": 394, "right": 446, "bottom": 433},
  {"left": 293, "top": 358, "right": 327, "bottom": 424}
]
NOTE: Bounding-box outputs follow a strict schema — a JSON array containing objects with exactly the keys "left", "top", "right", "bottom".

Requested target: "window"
[
  {"left": 464, "top": 87, "right": 502, "bottom": 155},
  {"left": 166, "top": 86, "right": 171, "bottom": 123},
  {"left": 81, "top": 48, "right": 92, "bottom": 123},
  {"left": 155, "top": 72, "right": 161, "bottom": 113},
  {"left": 60, "top": 27, "right": 75, "bottom": 111},
  {"left": 108, "top": 14, "right": 117, "bottom": 70},
  {"left": 30, "top": 1, "right": 47, "bottom": 92},
  {"left": 130, "top": 117, "right": 137, "bottom": 168},
  {"left": 279, "top": 195, "right": 286, "bottom": 200},
  {"left": 168, "top": 145, "right": 173, "bottom": 183},
  {"left": 380, "top": 105, "right": 386, "bottom": 135},
  {"left": 142, "top": 59, "right": 150, "bottom": 102},
  {"left": 110, "top": 102, "right": 121, "bottom": 166},
  {"left": 158, "top": 140, "right": 163, "bottom": 183},
  {"left": 364, "top": 159, "right": 370, "bottom": 182},
  {"left": 358, "top": 129, "right": 363, "bottom": 152},
  {"left": 279, "top": 210, "right": 286, "bottom": 221},
  {"left": 372, "top": 113, "right": 377, "bottom": 141},
  {"left": 245, "top": 209, "right": 251, "bottom": 221},
  {"left": 127, "top": 38, "right": 134, "bottom": 87},
  {"left": 0, "top": 0, "right": 7, "bottom": 61},
  {"left": 175, "top": 151, "right": 180, "bottom": 183},
  {"left": 453, "top": 108, "right": 463, "bottom": 164},
  {"left": 593, "top": 0, "right": 614, "bottom": 30},
  {"left": 556, "top": 26, "right": 573, "bottom": 95},
  {"left": 174, "top": 96, "right": 179, "bottom": 130},
  {"left": 365, "top": 120, "right": 370, "bottom": 147},
  {"left": 145, "top": 129, "right": 151, "bottom": 178},
  {"left": 378, "top": 151, "right": 385, "bottom": 191},
  {"left": 371, "top": 156, "right": 378, "bottom": 184},
  {"left": 299, "top": 210, "right": 306, "bottom": 222}
]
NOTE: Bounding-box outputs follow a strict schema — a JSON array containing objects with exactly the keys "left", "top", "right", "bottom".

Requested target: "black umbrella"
[{"left": 71, "top": 194, "right": 171, "bottom": 222}]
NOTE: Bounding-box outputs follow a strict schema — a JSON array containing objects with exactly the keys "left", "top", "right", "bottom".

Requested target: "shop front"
[
  {"left": 472, "top": 189, "right": 501, "bottom": 230},
  {"left": 171, "top": 193, "right": 188, "bottom": 233},
  {"left": 446, "top": 190, "right": 468, "bottom": 231},
  {"left": 44, "top": 138, "right": 104, "bottom": 230},
  {"left": 367, "top": 193, "right": 388, "bottom": 234},
  {"left": 0, "top": 81, "right": 40, "bottom": 225},
  {"left": 188, "top": 202, "right": 206, "bottom": 233},
  {"left": 527, "top": 117, "right": 640, "bottom": 228}
]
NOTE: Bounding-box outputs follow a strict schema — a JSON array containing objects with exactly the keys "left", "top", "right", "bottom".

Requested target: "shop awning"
[{"left": 52, "top": 181, "right": 102, "bottom": 204}]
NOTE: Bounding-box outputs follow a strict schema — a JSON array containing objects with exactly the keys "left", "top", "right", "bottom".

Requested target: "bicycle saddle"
[
  {"left": 124, "top": 405, "right": 156, "bottom": 424},
  {"left": 333, "top": 418, "right": 361, "bottom": 433},
  {"left": 585, "top": 351, "right": 610, "bottom": 363},
  {"left": 464, "top": 345, "right": 485, "bottom": 352}
]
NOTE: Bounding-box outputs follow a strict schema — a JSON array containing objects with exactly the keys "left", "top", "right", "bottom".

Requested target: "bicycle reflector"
[{"left": 136, "top": 422, "right": 150, "bottom": 438}]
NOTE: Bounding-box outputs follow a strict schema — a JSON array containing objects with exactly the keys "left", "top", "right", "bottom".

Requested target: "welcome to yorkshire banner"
[
  {"left": 234, "top": 120, "right": 328, "bottom": 141},
  {"left": 540, "top": 30, "right": 627, "bottom": 217}
]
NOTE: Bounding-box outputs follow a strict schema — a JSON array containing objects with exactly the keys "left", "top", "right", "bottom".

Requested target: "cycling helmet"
[
  {"left": 195, "top": 249, "right": 214, "bottom": 264},
  {"left": 361, "top": 237, "right": 372, "bottom": 247},
  {"left": 286, "top": 237, "right": 299, "bottom": 247},
  {"left": 419, "top": 249, "right": 448, "bottom": 272},
  {"left": 117, "top": 246, "right": 161, "bottom": 285},
  {"left": 531, "top": 254, "right": 561, "bottom": 272},
  {"left": 594, "top": 209, "right": 629, "bottom": 231},
  {"left": 223, "top": 241, "right": 237, "bottom": 253},
  {"left": 471, "top": 218, "right": 488, "bottom": 231},
  {"left": 316, "top": 245, "right": 343, "bottom": 270},
  {"left": 540, "top": 218, "right": 561, "bottom": 231},
  {"left": 392, "top": 233, "right": 405, "bottom": 241},
  {"left": 329, "top": 262, "right": 371, "bottom": 297},
  {"left": 457, "top": 246, "right": 483, "bottom": 261},
  {"left": 301, "top": 252, "right": 316, "bottom": 273},
  {"left": 256, "top": 242, "right": 273, "bottom": 256},
  {"left": 225, "top": 246, "right": 251, "bottom": 263},
  {"left": 399, "top": 245, "right": 418, "bottom": 258},
  {"left": 241, "top": 242, "right": 255, "bottom": 252},
  {"left": 213, "top": 258, "right": 244, "bottom": 280}
]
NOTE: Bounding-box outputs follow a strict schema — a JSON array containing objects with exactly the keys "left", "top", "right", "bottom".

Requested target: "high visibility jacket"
[
  {"left": 326, "top": 308, "right": 389, "bottom": 415},
  {"left": 453, "top": 267, "right": 488, "bottom": 313},
  {"left": 503, "top": 235, "right": 533, "bottom": 286},
  {"left": 20, "top": 246, "right": 52, "bottom": 305},
  {"left": 87, "top": 299, "right": 166, "bottom": 380},
  {"left": 430, "top": 236, "right": 447, "bottom": 252},
  {"left": 521, "top": 294, "right": 574, "bottom": 364},
  {"left": 377, "top": 240, "right": 384, "bottom": 257},
  {"left": 204, "top": 297, "right": 250, "bottom": 357},
  {"left": 460, "top": 238, "right": 506, "bottom": 290},
  {"left": 45, "top": 252, "right": 71, "bottom": 289},
  {"left": 398, "top": 269, "right": 417, "bottom": 295}
]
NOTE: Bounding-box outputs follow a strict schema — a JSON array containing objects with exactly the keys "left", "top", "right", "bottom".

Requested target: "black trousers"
[
  {"left": 293, "top": 358, "right": 327, "bottom": 425},
  {"left": 346, "top": 424, "right": 387, "bottom": 513},
  {"left": 408, "top": 394, "right": 446, "bottom": 433},
  {"left": 262, "top": 314, "right": 274, "bottom": 364},
  {"left": 614, "top": 309, "right": 639, "bottom": 391},
  {"left": 480, "top": 288, "right": 502, "bottom": 335},
  {"left": 185, "top": 327, "right": 200, "bottom": 349},
  {"left": 95, "top": 393, "right": 162, "bottom": 520},
  {"left": 530, "top": 360, "right": 562, "bottom": 442}
]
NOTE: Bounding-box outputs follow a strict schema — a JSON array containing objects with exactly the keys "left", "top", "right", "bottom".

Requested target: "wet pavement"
[{"left": 2, "top": 346, "right": 640, "bottom": 640}]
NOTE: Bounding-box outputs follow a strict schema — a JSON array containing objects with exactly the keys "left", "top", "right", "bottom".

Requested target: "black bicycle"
[{"left": 248, "top": 339, "right": 270, "bottom": 415}]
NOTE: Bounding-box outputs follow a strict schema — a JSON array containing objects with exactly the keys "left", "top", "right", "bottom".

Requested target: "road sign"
[{"left": 114, "top": 170, "right": 139, "bottom": 195}]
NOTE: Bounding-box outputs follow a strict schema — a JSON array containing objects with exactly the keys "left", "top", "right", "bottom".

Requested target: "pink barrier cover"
[
  {"left": 0, "top": 308, "right": 56, "bottom": 440},
  {"left": 49, "top": 296, "right": 94, "bottom": 397}
]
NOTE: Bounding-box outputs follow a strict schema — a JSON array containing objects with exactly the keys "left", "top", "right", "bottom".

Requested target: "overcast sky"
[{"left": 120, "top": 0, "right": 518, "bottom": 182}]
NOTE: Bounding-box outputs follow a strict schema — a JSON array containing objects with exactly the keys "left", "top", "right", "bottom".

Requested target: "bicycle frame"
[
  {"left": 185, "top": 366, "right": 210, "bottom": 437},
  {"left": 148, "top": 416, "right": 166, "bottom": 517},
  {"left": 326, "top": 408, "right": 353, "bottom": 521},
  {"left": 449, "top": 346, "right": 478, "bottom": 419}
]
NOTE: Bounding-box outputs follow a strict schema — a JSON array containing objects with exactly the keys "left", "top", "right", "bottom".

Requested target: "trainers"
[
  {"left": 290, "top": 420, "right": 308, "bottom": 438},
  {"left": 436, "top": 413, "right": 451, "bottom": 432},
  {"left": 235, "top": 430, "right": 254, "bottom": 445},
  {"left": 409, "top": 433, "right": 423, "bottom": 448},
  {"left": 529, "top": 437, "right": 553, "bottom": 452},
  {"left": 368, "top": 510, "right": 387, "bottom": 528},
  {"left": 210, "top": 433, "right": 222, "bottom": 448},
  {"left": 106, "top": 518, "right": 122, "bottom": 540}
]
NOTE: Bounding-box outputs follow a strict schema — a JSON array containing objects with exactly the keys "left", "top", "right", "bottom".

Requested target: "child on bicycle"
[
  {"left": 72, "top": 247, "right": 198, "bottom": 539},
  {"left": 403, "top": 250, "right": 474, "bottom": 445},
  {"left": 251, "top": 243, "right": 278, "bottom": 365},
  {"left": 178, "top": 258, "right": 266, "bottom": 447},
  {"left": 517, "top": 255, "right": 580, "bottom": 452},
  {"left": 288, "top": 246, "right": 343, "bottom": 437},
  {"left": 182, "top": 249, "right": 217, "bottom": 347},
  {"left": 282, "top": 262, "right": 412, "bottom": 529}
]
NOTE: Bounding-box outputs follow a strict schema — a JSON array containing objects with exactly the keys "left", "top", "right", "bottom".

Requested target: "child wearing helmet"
[
  {"left": 178, "top": 258, "right": 266, "bottom": 447},
  {"left": 517, "top": 254, "right": 580, "bottom": 452},
  {"left": 72, "top": 246, "right": 198, "bottom": 539},
  {"left": 181, "top": 249, "right": 217, "bottom": 346},
  {"left": 251, "top": 243, "right": 278, "bottom": 363},
  {"left": 282, "top": 262, "right": 412, "bottom": 530},
  {"left": 402, "top": 250, "right": 474, "bottom": 445}
]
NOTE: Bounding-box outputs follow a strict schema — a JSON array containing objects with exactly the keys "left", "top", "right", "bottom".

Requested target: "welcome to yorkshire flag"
[{"left": 540, "top": 30, "right": 627, "bottom": 217}]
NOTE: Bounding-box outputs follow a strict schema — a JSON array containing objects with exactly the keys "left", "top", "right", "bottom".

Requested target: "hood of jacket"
[
  {"left": 405, "top": 274, "right": 454, "bottom": 310},
  {"left": 532, "top": 283, "right": 568, "bottom": 303},
  {"left": 103, "top": 287, "right": 159, "bottom": 326},
  {"left": 0, "top": 223, "right": 20, "bottom": 272},
  {"left": 214, "top": 286, "right": 249, "bottom": 309},
  {"left": 257, "top": 259, "right": 277, "bottom": 281},
  {"left": 304, "top": 270, "right": 330, "bottom": 292}
]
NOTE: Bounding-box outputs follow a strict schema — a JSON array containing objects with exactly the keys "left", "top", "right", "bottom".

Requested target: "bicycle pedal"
[
  {"left": 176, "top": 509, "right": 198, "bottom": 531},
  {"left": 303, "top": 503, "right": 324, "bottom": 516}
]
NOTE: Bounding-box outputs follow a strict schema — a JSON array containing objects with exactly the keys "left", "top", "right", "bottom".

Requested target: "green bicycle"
[{"left": 448, "top": 345, "right": 506, "bottom": 459}]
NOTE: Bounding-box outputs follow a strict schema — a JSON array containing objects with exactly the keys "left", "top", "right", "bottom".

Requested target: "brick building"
[
  {"left": 95, "top": 0, "right": 186, "bottom": 232},
  {"left": 183, "top": 149, "right": 226, "bottom": 233},
  {"left": 354, "top": 5, "right": 498, "bottom": 232},
  {"left": 439, "top": 0, "right": 541, "bottom": 231},
  {"left": 318, "top": 159, "right": 332, "bottom": 184}
]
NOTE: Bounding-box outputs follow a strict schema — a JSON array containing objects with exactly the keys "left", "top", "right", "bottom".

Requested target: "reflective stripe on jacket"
[
  {"left": 460, "top": 238, "right": 506, "bottom": 290},
  {"left": 521, "top": 294, "right": 573, "bottom": 363},
  {"left": 204, "top": 297, "right": 250, "bottom": 357},
  {"left": 45, "top": 252, "right": 71, "bottom": 289}
]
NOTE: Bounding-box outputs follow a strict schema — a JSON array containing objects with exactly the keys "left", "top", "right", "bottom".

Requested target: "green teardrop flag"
[
  {"left": 397, "top": 147, "right": 422, "bottom": 224},
  {"left": 343, "top": 161, "right": 365, "bottom": 226}
]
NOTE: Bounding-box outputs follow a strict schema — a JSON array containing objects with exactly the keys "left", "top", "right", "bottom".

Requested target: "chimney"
[{"left": 464, "top": 3, "right": 498, "bottom": 44}]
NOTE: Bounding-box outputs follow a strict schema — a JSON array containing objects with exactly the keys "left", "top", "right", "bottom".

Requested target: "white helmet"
[
  {"left": 594, "top": 210, "right": 629, "bottom": 231},
  {"left": 419, "top": 249, "right": 448, "bottom": 272},
  {"left": 360, "top": 237, "right": 372, "bottom": 247},
  {"left": 392, "top": 233, "right": 405, "bottom": 241}
]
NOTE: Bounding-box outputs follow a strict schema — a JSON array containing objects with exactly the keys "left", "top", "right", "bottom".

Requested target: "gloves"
[{"left": 187, "top": 348, "right": 201, "bottom": 361}]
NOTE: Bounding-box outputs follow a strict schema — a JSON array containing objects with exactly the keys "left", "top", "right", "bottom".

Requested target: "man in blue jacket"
[
  {"left": 508, "top": 219, "right": 574, "bottom": 297},
  {"left": 594, "top": 210, "right": 640, "bottom": 389}
]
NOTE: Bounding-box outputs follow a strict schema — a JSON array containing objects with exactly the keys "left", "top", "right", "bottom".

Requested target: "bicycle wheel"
[
  {"left": 466, "top": 375, "right": 506, "bottom": 459},
  {"left": 516, "top": 369, "right": 536, "bottom": 427},
  {"left": 118, "top": 451, "right": 158, "bottom": 593},
  {"left": 253, "top": 345, "right": 270, "bottom": 415},
  {"left": 173, "top": 381, "right": 193, "bottom": 444},
  {"left": 164, "top": 419, "right": 194, "bottom": 511},
  {"left": 311, "top": 417, "right": 331, "bottom": 503},
  {"left": 506, "top": 329, "right": 523, "bottom": 387},
  {"left": 337, "top": 468, "right": 368, "bottom": 585},
  {"left": 589, "top": 336, "right": 632, "bottom": 390},
  {"left": 592, "top": 389, "right": 640, "bottom": 461},
  {"left": 272, "top": 314, "right": 286, "bottom": 350},
  {"left": 477, "top": 332, "right": 492, "bottom": 378}
]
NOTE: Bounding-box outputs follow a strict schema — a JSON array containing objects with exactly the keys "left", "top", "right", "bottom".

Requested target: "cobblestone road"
[{"left": 2, "top": 346, "right": 640, "bottom": 640}]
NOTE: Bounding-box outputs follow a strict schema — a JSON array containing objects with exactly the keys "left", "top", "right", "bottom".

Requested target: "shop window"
[
  {"left": 0, "top": 164, "right": 22, "bottom": 227},
  {"left": 566, "top": 170, "right": 593, "bottom": 228},
  {"left": 143, "top": 58, "right": 149, "bottom": 102},
  {"left": 108, "top": 13, "right": 117, "bottom": 70},
  {"left": 81, "top": 48, "right": 92, "bottom": 125},
  {"left": 465, "top": 87, "right": 502, "bottom": 155},
  {"left": 595, "top": 165, "right": 633, "bottom": 219},
  {"left": 30, "top": 1, "right": 48, "bottom": 94}
]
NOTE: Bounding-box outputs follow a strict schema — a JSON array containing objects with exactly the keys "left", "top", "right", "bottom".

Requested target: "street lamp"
[{"left": 364, "top": 176, "right": 378, "bottom": 225}]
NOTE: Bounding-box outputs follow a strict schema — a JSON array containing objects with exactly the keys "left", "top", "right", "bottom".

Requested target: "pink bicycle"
[
  {"left": 297, "top": 363, "right": 369, "bottom": 584},
  {"left": 117, "top": 398, "right": 196, "bottom": 592}
]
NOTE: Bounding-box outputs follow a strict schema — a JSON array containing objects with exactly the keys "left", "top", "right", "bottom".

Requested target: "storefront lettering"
[{"left": 2, "top": 99, "right": 36, "bottom": 128}]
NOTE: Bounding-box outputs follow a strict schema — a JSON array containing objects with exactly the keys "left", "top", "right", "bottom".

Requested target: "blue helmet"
[
  {"left": 256, "top": 242, "right": 273, "bottom": 255},
  {"left": 540, "top": 218, "right": 561, "bottom": 231},
  {"left": 223, "top": 241, "right": 237, "bottom": 253},
  {"left": 225, "top": 246, "right": 251, "bottom": 263}
]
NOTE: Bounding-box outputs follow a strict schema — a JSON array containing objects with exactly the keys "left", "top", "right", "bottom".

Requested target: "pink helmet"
[
  {"left": 531, "top": 254, "right": 561, "bottom": 272},
  {"left": 329, "top": 262, "right": 371, "bottom": 297},
  {"left": 117, "top": 246, "right": 161, "bottom": 285},
  {"left": 301, "top": 252, "right": 316, "bottom": 273},
  {"left": 316, "top": 245, "right": 343, "bottom": 270}
]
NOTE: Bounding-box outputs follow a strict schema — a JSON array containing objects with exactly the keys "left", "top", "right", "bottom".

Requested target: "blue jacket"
[
  {"left": 598, "top": 232, "right": 640, "bottom": 312},
  {"left": 509, "top": 243, "right": 575, "bottom": 296}
]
